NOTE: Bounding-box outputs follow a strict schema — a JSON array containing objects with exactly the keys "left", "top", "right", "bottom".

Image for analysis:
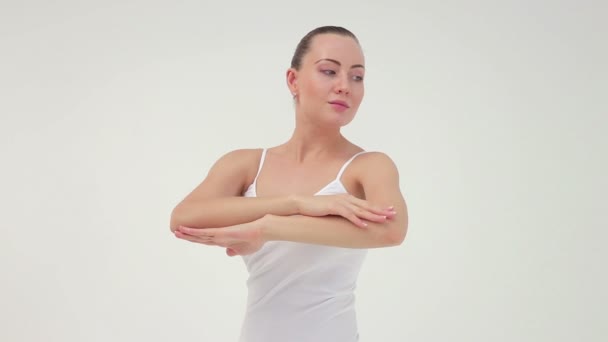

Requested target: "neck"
[{"left": 282, "top": 122, "right": 347, "bottom": 163}]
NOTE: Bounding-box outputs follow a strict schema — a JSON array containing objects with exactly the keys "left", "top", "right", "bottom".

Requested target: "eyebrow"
[{"left": 315, "top": 58, "right": 365, "bottom": 69}]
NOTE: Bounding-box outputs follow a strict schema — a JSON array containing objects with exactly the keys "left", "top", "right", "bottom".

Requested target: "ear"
[{"left": 286, "top": 68, "right": 298, "bottom": 96}]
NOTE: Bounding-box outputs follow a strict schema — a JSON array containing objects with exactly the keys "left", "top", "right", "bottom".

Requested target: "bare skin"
[{"left": 171, "top": 33, "right": 408, "bottom": 255}]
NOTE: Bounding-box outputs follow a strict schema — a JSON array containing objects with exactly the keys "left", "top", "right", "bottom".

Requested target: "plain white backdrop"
[{"left": 1, "top": 1, "right": 606, "bottom": 341}]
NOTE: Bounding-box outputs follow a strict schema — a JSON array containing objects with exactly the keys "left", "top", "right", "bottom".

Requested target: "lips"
[{"left": 328, "top": 100, "right": 349, "bottom": 108}]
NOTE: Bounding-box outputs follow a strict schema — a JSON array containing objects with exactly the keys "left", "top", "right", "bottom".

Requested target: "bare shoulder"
[
  {"left": 215, "top": 148, "right": 262, "bottom": 168},
  {"left": 180, "top": 148, "right": 264, "bottom": 201},
  {"left": 211, "top": 147, "right": 264, "bottom": 181},
  {"left": 355, "top": 151, "right": 400, "bottom": 178},
  {"left": 349, "top": 151, "right": 402, "bottom": 197},
  {"left": 216, "top": 148, "right": 262, "bottom": 162}
]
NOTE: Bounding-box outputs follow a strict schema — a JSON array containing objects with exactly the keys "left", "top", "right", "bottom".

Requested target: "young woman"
[{"left": 170, "top": 26, "right": 408, "bottom": 342}]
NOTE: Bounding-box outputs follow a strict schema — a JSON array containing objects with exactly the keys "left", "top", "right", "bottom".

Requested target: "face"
[{"left": 287, "top": 34, "right": 365, "bottom": 127}]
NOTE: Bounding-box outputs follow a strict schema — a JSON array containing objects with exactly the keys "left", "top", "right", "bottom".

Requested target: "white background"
[{"left": 1, "top": 1, "right": 606, "bottom": 341}]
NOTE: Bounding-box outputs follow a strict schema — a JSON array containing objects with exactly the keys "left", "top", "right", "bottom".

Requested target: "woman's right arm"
[
  {"left": 169, "top": 149, "right": 297, "bottom": 232},
  {"left": 170, "top": 149, "right": 395, "bottom": 232}
]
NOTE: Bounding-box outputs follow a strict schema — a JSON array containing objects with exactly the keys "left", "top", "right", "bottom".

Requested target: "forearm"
[
  {"left": 261, "top": 214, "right": 404, "bottom": 248},
  {"left": 170, "top": 196, "right": 298, "bottom": 231}
]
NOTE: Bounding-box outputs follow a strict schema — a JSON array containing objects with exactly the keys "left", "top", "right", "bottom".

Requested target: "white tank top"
[{"left": 238, "top": 148, "right": 370, "bottom": 342}]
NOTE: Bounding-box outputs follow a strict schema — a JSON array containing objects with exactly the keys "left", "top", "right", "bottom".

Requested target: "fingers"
[
  {"left": 175, "top": 226, "right": 244, "bottom": 249},
  {"left": 348, "top": 204, "right": 391, "bottom": 224},
  {"left": 175, "top": 227, "right": 251, "bottom": 257},
  {"left": 337, "top": 206, "right": 369, "bottom": 228},
  {"left": 174, "top": 230, "right": 216, "bottom": 245},
  {"left": 334, "top": 196, "right": 397, "bottom": 228},
  {"left": 175, "top": 226, "right": 228, "bottom": 246},
  {"left": 349, "top": 214, "right": 368, "bottom": 228},
  {"left": 348, "top": 196, "right": 396, "bottom": 217},
  {"left": 177, "top": 226, "right": 215, "bottom": 238}
]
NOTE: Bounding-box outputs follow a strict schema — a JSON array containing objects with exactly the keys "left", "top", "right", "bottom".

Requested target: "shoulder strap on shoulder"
[
  {"left": 253, "top": 148, "right": 267, "bottom": 181},
  {"left": 336, "top": 151, "right": 370, "bottom": 180}
]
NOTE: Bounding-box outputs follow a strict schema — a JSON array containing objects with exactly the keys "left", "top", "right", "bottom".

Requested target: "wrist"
[
  {"left": 260, "top": 214, "right": 279, "bottom": 242},
  {"left": 287, "top": 194, "right": 301, "bottom": 215}
]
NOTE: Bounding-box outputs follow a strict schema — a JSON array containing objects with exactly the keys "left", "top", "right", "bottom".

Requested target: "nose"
[{"left": 335, "top": 75, "right": 350, "bottom": 95}]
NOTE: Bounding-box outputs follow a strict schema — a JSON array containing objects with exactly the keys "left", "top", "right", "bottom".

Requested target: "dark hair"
[{"left": 290, "top": 26, "right": 359, "bottom": 70}]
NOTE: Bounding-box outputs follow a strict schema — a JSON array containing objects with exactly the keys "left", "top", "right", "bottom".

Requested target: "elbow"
[
  {"left": 385, "top": 232, "right": 406, "bottom": 247},
  {"left": 383, "top": 223, "right": 408, "bottom": 247},
  {"left": 170, "top": 203, "right": 211, "bottom": 232},
  {"left": 169, "top": 206, "right": 184, "bottom": 233}
]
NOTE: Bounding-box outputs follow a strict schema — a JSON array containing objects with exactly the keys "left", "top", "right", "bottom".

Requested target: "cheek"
[
  {"left": 301, "top": 79, "right": 329, "bottom": 101},
  {"left": 351, "top": 84, "right": 364, "bottom": 103},
  {"left": 354, "top": 83, "right": 364, "bottom": 94}
]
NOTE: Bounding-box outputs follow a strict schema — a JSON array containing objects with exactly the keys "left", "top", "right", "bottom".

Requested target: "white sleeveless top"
[{"left": 238, "top": 148, "right": 370, "bottom": 342}]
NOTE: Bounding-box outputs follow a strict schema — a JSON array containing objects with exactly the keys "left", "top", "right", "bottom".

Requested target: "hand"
[
  {"left": 174, "top": 219, "right": 266, "bottom": 256},
  {"left": 294, "top": 194, "right": 396, "bottom": 228}
]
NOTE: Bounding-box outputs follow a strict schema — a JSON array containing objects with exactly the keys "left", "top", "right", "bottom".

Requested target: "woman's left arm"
[
  {"left": 175, "top": 152, "right": 408, "bottom": 252},
  {"left": 262, "top": 152, "right": 408, "bottom": 248}
]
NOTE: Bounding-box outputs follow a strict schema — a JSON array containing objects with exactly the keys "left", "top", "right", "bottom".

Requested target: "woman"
[{"left": 170, "top": 26, "right": 408, "bottom": 342}]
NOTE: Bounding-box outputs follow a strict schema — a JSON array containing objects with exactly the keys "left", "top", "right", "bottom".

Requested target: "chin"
[{"left": 327, "top": 112, "right": 356, "bottom": 128}]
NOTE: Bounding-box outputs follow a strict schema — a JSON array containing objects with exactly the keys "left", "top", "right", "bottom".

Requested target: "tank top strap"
[
  {"left": 253, "top": 148, "right": 267, "bottom": 181},
  {"left": 335, "top": 150, "right": 370, "bottom": 181}
]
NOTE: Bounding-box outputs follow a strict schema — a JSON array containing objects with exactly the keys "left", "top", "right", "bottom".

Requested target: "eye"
[
  {"left": 352, "top": 75, "right": 364, "bottom": 82},
  {"left": 322, "top": 70, "right": 336, "bottom": 76}
]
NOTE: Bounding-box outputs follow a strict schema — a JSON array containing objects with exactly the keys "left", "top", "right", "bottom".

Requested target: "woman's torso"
[{"left": 238, "top": 147, "right": 369, "bottom": 342}]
